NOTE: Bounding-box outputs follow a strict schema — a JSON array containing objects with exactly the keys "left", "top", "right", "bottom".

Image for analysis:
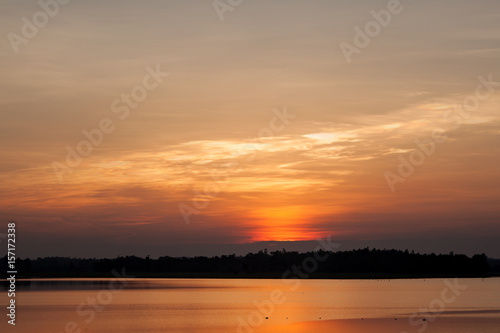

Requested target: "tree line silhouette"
[{"left": 2, "top": 248, "right": 498, "bottom": 278}]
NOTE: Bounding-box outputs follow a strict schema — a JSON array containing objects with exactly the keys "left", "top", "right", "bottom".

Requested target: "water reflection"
[
  {"left": 1, "top": 278, "right": 499, "bottom": 333},
  {"left": 7, "top": 278, "right": 235, "bottom": 291}
]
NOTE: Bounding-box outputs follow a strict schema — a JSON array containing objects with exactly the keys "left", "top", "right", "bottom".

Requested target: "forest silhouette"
[{"left": 2, "top": 248, "right": 499, "bottom": 279}]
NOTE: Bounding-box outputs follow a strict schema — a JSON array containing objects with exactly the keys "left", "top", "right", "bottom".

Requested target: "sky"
[{"left": 1, "top": 0, "right": 500, "bottom": 258}]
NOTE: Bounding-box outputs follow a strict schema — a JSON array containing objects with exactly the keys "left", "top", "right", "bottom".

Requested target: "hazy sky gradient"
[{"left": 1, "top": 0, "right": 500, "bottom": 258}]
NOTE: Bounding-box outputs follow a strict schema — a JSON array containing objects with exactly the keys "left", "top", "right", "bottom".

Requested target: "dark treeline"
[{"left": 2, "top": 248, "right": 498, "bottom": 279}]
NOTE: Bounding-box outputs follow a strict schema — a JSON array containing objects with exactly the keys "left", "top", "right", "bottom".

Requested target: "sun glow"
[{"left": 249, "top": 206, "right": 326, "bottom": 242}]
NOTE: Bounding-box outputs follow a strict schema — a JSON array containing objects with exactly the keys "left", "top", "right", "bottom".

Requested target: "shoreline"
[
  {"left": 255, "top": 316, "right": 500, "bottom": 333},
  {"left": 3, "top": 272, "right": 497, "bottom": 280}
]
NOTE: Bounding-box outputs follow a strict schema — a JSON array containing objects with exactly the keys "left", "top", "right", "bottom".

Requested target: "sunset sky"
[{"left": 1, "top": 0, "right": 500, "bottom": 258}]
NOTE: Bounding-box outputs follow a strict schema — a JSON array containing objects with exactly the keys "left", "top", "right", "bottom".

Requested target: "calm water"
[{"left": 3, "top": 278, "right": 500, "bottom": 332}]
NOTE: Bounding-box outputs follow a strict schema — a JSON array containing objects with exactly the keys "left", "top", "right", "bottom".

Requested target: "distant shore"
[
  {"left": 2, "top": 248, "right": 498, "bottom": 280},
  {"left": 254, "top": 317, "right": 500, "bottom": 333},
  {"left": 3, "top": 272, "right": 499, "bottom": 280}
]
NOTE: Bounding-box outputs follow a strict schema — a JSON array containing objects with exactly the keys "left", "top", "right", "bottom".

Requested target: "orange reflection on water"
[{"left": 255, "top": 318, "right": 420, "bottom": 333}]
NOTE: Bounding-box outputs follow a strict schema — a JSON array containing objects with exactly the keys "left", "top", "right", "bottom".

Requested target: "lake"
[{"left": 3, "top": 277, "right": 500, "bottom": 332}]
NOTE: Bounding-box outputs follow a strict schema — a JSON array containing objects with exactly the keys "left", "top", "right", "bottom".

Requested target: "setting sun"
[{"left": 249, "top": 206, "right": 328, "bottom": 241}]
